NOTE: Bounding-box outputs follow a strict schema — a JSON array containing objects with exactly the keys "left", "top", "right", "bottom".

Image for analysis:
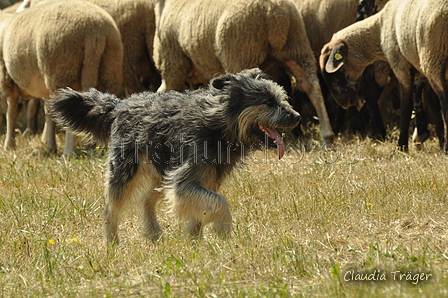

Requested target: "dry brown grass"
[{"left": 0, "top": 132, "right": 447, "bottom": 297}]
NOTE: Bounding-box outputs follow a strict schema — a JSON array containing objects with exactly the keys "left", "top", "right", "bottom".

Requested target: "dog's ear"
[
  {"left": 211, "top": 73, "right": 234, "bottom": 89},
  {"left": 241, "top": 68, "right": 268, "bottom": 80},
  {"left": 211, "top": 68, "right": 269, "bottom": 89}
]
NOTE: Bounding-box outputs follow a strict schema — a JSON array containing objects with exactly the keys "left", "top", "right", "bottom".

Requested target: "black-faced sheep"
[
  {"left": 0, "top": 0, "right": 123, "bottom": 155},
  {"left": 320, "top": 0, "right": 448, "bottom": 152},
  {"left": 153, "top": 0, "right": 335, "bottom": 145},
  {"left": 292, "top": 0, "right": 385, "bottom": 140},
  {"left": 412, "top": 78, "right": 443, "bottom": 150}
]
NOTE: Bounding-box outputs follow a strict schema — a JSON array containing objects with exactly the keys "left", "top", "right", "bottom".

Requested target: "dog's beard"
[{"left": 237, "top": 106, "right": 288, "bottom": 160}]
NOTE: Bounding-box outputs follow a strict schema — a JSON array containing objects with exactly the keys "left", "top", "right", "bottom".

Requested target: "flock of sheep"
[{"left": 0, "top": 0, "right": 447, "bottom": 156}]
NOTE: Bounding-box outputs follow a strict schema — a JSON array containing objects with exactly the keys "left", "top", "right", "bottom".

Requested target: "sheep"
[
  {"left": 86, "top": 0, "right": 159, "bottom": 93},
  {"left": 0, "top": 93, "right": 5, "bottom": 131},
  {"left": 320, "top": 0, "right": 448, "bottom": 152},
  {"left": 153, "top": 0, "right": 335, "bottom": 145},
  {"left": 292, "top": 0, "right": 385, "bottom": 139},
  {"left": 0, "top": 3, "right": 42, "bottom": 138},
  {"left": 29, "top": 0, "right": 160, "bottom": 94},
  {"left": 0, "top": 0, "right": 123, "bottom": 155},
  {"left": 15, "top": 0, "right": 29, "bottom": 12},
  {"left": 412, "top": 78, "right": 443, "bottom": 150},
  {"left": 0, "top": 95, "right": 41, "bottom": 136},
  {"left": 0, "top": 0, "right": 20, "bottom": 9},
  {"left": 294, "top": 0, "right": 363, "bottom": 59},
  {"left": 1, "top": 1, "right": 22, "bottom": 12}
]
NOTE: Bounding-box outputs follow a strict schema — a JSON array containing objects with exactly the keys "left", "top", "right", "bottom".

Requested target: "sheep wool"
[{"left": 320, "top": 0, "right": 448, "bottom": 152}]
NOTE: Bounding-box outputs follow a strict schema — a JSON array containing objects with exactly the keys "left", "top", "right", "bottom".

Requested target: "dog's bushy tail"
[{"left": 48, "top": 88, "right": 120, "bottom": 144}]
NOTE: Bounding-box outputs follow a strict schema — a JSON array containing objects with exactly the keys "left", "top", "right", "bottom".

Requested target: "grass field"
[{"left": 0, "top": 132, "right": 447, "bottom": 297}]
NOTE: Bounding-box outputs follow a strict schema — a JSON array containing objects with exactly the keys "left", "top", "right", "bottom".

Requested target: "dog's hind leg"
[
  {"left": 141, "top": 174, "right": 164, "bottom": 242},
  {"left": 103, "top": 156, "right": 142, "bottom": 245},
  {"left": 103, "top": 188, "right": 125, "bottom": 245}
]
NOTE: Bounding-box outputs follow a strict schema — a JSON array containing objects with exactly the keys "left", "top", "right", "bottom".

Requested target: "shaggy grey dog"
[{"left": 49, "top": 68, "right": 301, "bottom": 244}]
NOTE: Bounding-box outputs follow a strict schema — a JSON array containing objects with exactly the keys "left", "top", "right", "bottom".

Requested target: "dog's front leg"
[
  {"left": 165, "top": 173, "right": 232, "bottom": 238},
  {"left": 185, "top": 217, "right": 204, "bottom": 239}
]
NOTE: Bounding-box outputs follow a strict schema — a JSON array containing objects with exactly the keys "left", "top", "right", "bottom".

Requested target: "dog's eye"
[{"left": 265, "top": 100, "right": 275, "bottom": 107}]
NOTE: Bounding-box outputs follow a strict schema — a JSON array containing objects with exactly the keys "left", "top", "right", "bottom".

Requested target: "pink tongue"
[{"left": 260, "top": 125, "right": 285, "bottom": 159}]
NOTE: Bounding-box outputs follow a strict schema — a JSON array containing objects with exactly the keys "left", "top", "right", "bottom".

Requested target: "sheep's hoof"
[
  {"left": 44, "top": 149, "right": 58, "bottom": 157},
  {"left": 397, "top": 144, "right": 409, "bottom": 152},
  {"left": 414, "top": 142, "right": 424, "bottom": 151},
  {"left": 22, "top": 128, "right": 38, "bottom": 138}
]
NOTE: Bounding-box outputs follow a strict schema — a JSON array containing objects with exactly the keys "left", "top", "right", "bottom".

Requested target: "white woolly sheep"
[
  {"left": 29, "top": 0, "right": 159, "bottom": 94},
  {"left": 1, "top": 0, "right": 123, "bottom": 155},
  {"left": 294, "top": 0, "right": 363, "bottom": 59},
  {"left": 320, "top": 0, "right": 448, "bottom": 152},
  {"left": 153, "top": 0, "right": 335, "bottom": 145},
  {"left": 0, "top": 0, "right": 20, "bottom": 9}
]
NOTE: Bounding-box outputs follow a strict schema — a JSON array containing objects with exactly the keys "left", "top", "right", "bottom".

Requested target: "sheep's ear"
[
  {"left": 211, "top": 74, "right": 234, "bottom": 89},
  {"left": 325, "top": 42, "right": 347, "bottom": 73}
]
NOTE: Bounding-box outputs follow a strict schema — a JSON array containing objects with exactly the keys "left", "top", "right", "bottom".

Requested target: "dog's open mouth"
[{"left": 259, "top": 124, "right": 285, "bottom": 159}]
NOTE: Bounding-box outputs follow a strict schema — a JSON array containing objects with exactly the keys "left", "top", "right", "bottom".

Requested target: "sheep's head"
[{"left": 319, "top": 40, "right": 364, "bottom": 109}]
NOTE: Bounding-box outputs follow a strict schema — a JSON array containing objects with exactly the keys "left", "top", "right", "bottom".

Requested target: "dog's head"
[{"left": 210, "top": 68, "right": 301, "bottom": 159}]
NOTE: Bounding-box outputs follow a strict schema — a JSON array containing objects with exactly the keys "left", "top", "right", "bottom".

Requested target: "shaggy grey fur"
[{"left": 49, "top": 68, "right": 301, "bottom": 244}]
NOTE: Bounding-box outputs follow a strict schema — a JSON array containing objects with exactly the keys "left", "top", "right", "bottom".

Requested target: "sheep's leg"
[
  {"left": 15, "top": 0, "right": 30, "bottom": 12},
  {"left": 438, "top": 63, "right": 448, "bottom": 153},
  {"left": 153, "top": 34, "right": 191, "bottom": 92},
  {"left": 62, "top": 131, "right": 77, "bottom": 157},
  {"left": 284, "top": 60, "right": 335, "bottom": 145},
  {"left": 423, "top": 86, "right": 444, "bottom": 149},
  {"left": 429, "top": 80, "right": 448, "bottom": 153},
  {"left": 440, "top": 96, "right": 448, "bottom": 153},
  {"left": 157, "top": 77, "right": 190, "bottom": 92},
  {"left": 397, "top": 82, "right": 414, "bottom": 151},
  {"left": 377, "top": 75, "right": 398, "bottom": 126},
  {"left": 121, "top": 50, "right": 148, "bottom": 94},
  {"left": 24, "top": 99, "right": 40, "bottom": 137},
  {"left": 411, "top": 80, "right": 430, "bottom": 149},
  {"left": 430, "top": 91, "right": 448, "bottom": 152},
  {"left": 42, "top": 105, "right": 57, "bottom": 153},
  {"left": 4, "top": 95, "right": 19, "bottom": 149}
]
